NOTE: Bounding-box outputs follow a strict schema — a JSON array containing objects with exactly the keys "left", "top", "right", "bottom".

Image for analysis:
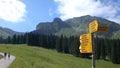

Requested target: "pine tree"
[
  {"left": 7, "top": 36, "right": 11, "bottom": 43},
  {"left": 95, "top": 37, "right": 101, "bottom": 60},
  {"left": 111, "top": 40, "right": 117, "bottom": 64},
  {"left": 68, "top": 36, "right": 79, "bottom": 57},
  {"left": 117, "top": 39, "right": 120, "bottom": 63},
  {"left": 105, "top": 39, "right": 112, "bottom": 60},
  {"left": 100, "top": 39, "right": 106, "bottom": 60},
  {"left": 12, "top": 34, "right": 17, "bottom": 44},
  {"left": 56, "top": 36, "right": 63, "bottom": 52},
  {"left": 62, "top": 37, "right": 69, "bottom": 53},
  {"left": 116, "top": 39, "right": 120, "bottom": 64}
]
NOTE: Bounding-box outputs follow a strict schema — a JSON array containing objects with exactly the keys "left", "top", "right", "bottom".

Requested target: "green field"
[
  {"left": 0, "top": 54, "right": 3, "bottom": 59},
  {"left": 0, "top": 44, "right": 120, "bottom": 68}
]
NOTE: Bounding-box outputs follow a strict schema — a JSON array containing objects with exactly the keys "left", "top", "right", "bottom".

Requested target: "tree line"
[
  {"left": 0, "top": 33, "right": 120, "bottom": 64},
  {"left": 5, "top": 33, "right": 80, "bottom": 57},
  {"left": 95, "top": 38, "right": 120, "bottom": 64}
]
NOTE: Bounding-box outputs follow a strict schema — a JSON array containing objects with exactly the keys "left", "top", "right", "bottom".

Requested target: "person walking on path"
[
  {"left": 8, "top": 52, "right": 10, "bottom": 60},
  {"left": 4, "top": 53, "right": 7, "bottom": 60}
]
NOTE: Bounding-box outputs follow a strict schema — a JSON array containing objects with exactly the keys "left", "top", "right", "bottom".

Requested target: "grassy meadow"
[
  {"left": 0, "top": 44, "right": 120, "bottom": 68},
  {"left": 0, "top": 54, "right": 3, "bottom": 59}
]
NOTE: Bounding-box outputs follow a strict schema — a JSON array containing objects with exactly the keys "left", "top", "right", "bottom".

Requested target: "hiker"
[
  {"left": 8, "top": 52, "right": 10, "bottom": 59},
  {"left": 4, "top": 52, "right": 7, "bottom": 60}
]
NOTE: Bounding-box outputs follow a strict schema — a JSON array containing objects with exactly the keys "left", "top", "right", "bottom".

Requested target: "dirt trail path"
[{"left": 0, "top": 52, "right": 16, "bottom": 68}]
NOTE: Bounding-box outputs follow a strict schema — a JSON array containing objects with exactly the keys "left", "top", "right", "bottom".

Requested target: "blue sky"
[{"left": 0, "top": 0, "right": 120, "bottom": 32}]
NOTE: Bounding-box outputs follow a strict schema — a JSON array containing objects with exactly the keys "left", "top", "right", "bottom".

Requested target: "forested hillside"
[{"left": 2, "top": 33, "right": 120, "bottom": 64}]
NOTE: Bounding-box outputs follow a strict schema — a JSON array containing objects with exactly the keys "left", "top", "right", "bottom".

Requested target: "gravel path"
[{"left": 0, "top": 52, "right": 16, "bottom": 68}]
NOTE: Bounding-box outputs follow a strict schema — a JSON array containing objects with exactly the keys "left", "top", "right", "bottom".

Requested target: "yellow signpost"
[
  {"left": 89, "top": 20, "right": 98, "bottom": 33},
  {"left": 89, "top": 20, "right": 108, "bottom": 68},
  {"left": 80, "top": 33, "right": 92, "bottom": 43},
  {"left": 89, "top": 20, "right": 109, "bottom": 33},
  {"left": 79, "top": 33, "right": 92, "bottom": 53},
  {"left": 79, "top": 20, "right": 109, "bottom": 68},
  {"left": 98, "top": 26, "right": 109, "bottom": 32},
  {"left": 79, "top": 43, "right": 92, "bottom": 53}
]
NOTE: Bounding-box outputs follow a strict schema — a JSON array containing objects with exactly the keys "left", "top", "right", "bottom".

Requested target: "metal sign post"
[{"left": 92, "top": 33, "right": 96, "bottom": 68}]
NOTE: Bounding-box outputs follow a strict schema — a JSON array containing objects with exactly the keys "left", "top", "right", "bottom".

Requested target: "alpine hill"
[{"left": 33, "top": 15, "right": 120, "bottom": 38}]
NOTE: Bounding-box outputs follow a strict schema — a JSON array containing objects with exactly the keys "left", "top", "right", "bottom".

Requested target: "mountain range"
[
  {"left": 0, "top": 27, "right": 22, "bottom": 39},
  {"left": 34, "top": 15, "right": 120, "bottom": 38},
  {"left": 1, "top": 15, "right": 120, "bottom": 39}
]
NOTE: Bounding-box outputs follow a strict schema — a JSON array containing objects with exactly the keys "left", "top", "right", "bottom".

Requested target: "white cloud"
[
  {"left": 54, "top": 0, "right": 120, "bottom": 23},
  {"left": 0, "top": 0, "right": 26, "bottom": 23},
  {"left": 108, "top": 16, "right": 120, "bottom": 24}
]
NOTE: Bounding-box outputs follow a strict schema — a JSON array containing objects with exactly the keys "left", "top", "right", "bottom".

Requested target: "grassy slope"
[
  {"left": 0, "top": 55, "right": 3, "bottom": 59},
  {"left": 0, "top": 44, "right": 120, "bottom": 68}
]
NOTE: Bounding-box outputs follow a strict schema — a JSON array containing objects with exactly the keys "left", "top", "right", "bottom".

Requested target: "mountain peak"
[
  {"left": 53, "top": 18, "right": 63, "bottom": 23},
  {"left": 35, "top": 15, "right": 120, "bottom": 37},
  {"left": 81, "top": 15, "right": 92, "bottom": 17}
]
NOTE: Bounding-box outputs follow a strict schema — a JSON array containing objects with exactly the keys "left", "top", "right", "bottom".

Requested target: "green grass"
[
  {"left": 0, "top": 54, "right": 3, "bottom": 59},
  {"left": 0, "top": 44, "right": 120, "bottom": 68}
]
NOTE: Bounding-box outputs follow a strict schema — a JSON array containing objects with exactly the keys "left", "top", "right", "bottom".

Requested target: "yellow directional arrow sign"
[
  {"left": 79, "top": 43, "right": 92, "bottom": 53},
  {"left": 89, "top": 20, "right": 98, "bottom": 33},
  {"left": 80, "top": 33, "right": 92, "bottom": 43},
  {"left": 98, "top": 26, "right": 109, "bottom": 32},
  {"left": 79, "top": 33, "right": 92, "bottom": 53},
  {"left": 89, "top": 20, "right": 109, "bottom": 33}
]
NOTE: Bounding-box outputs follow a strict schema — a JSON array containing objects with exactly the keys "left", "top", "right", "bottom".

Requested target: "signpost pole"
[
  {"left": 79, "top": 20, "right": 108, "bottom": 68},
  {"left": 92, "top": 33, "right": 96, "bottom": 68}
]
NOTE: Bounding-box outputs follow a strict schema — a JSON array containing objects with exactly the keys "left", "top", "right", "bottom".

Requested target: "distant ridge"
[
  {"left": 1, "top": 15, "right": 120, "bottom": 39},
  {"left": 0, "top": 27, "right": 23, "bottom": 39},
  {"left": 33, "top": 15, "right": 120, "bottom": 38}
]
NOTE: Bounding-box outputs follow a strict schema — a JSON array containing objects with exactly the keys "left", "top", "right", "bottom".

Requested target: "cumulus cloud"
[
  {"left": 54, "top": 0, "right": 120, "bottom": 23},
  {"left": 0, "top": 0, "right": 26, "bottom": 23}
]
